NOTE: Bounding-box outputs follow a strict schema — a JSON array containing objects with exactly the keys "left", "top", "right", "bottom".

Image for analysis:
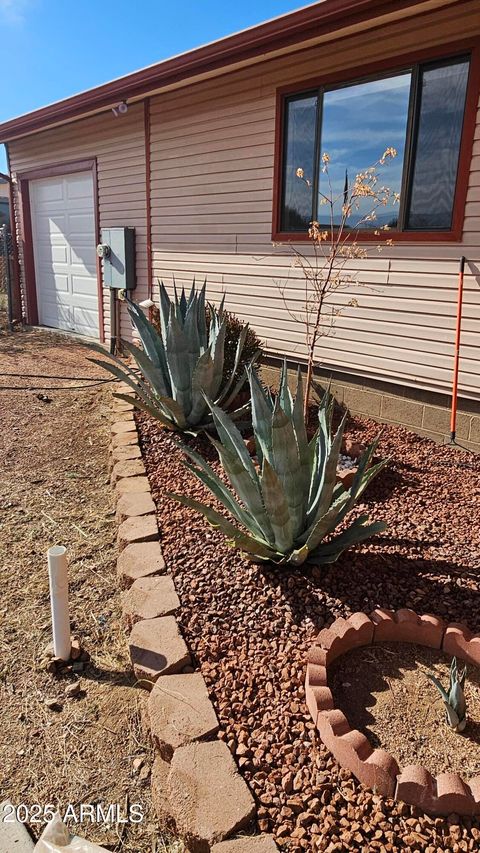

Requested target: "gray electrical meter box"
[{"left": 97, "top": 227, "right": 136, "bottom": 290}]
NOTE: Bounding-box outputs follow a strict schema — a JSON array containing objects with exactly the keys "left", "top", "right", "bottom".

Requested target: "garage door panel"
[
  {"left": 70, "top": 246, "right": 97, "bottom": 269},
  {"left": 33, "top": 178, "right": 64, "bottom": 203},
  {"left": 72, "top": 307, "right": 100, "bottom": 337},
  {"left": 37, "top": 271, "right": 70, "bottom": 293},
  {"left": 41, "top": 301, "right": 72, "bottom": 329},
  {"left": 68, "top": 213, "right": 95, "bottom": 233},
  {"left": 35, "top": 214, "right": 68, "bottom": 239},
  {"left": 36, "top": 244, "right": 69, "bottom": 265},
  {"left": 72, "top": 275, "right": 99, "bottom": 298},
  {"left": 66, "top": 174, "right": 95, "bottom": 200},
  {"left": 31, "top": 171, "right": 99, "bottom": 338}
]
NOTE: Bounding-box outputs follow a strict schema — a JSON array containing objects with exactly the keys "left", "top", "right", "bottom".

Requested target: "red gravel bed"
[{"left": 137, "top": 410, "right": 480, "bottom": 852}]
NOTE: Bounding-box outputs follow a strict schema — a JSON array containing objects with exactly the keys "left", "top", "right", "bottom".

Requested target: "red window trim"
[
  {"left": 16, "top": 157, "right": 104, "bottom": 341},
  {"left": 272, "top": 38, "right": 480, "bottom": 244}
]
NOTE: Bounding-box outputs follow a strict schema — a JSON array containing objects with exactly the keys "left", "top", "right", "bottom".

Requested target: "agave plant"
[
  {"left": 90, "top": 281, "right": 259, "bottom": 432},
  {"left": 168, "top": 363, "right": 387, "bottom": 566},
  {"left": 427, "top": 657, "right": 467, "bottom": 732}
]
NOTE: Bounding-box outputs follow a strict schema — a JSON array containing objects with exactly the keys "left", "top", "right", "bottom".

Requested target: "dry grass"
[{"left": 0, "top": 326, "right": 182, "bottom": 851}]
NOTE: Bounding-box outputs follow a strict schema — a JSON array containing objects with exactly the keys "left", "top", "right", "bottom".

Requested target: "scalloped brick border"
[
  {"left": 109, "top": 386, "right": 278, "bottom": 852},
  {"left": 305, "top": 609, "right": 480, "bottom": 815}
]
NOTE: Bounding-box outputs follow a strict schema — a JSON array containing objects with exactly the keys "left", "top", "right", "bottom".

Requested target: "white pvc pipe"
[{"left": 48, "top": 545, "right": 71, "bottom": 661}]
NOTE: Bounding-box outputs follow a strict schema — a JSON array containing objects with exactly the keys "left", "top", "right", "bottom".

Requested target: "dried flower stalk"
[{"left": 281, "top": 149, "right": 398, "bottom": 419}]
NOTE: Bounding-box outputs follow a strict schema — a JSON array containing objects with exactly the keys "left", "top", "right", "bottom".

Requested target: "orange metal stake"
[{"left": 450, "top": 255, "right": 466, "bottom": 443}]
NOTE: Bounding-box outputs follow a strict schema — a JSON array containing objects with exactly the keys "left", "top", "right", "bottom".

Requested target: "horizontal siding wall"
[
  {"left": 150, "top": 0, "right": 480, "bottom": 399},
  {"left": 9, "top": 103, "right": 148, "bottom": 340}
]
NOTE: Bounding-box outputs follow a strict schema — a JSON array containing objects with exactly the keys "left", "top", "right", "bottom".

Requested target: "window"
[{"left": 278, "top": 54, "right": 471, "bottom": 236}]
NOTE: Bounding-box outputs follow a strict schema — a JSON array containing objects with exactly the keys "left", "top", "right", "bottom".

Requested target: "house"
[{"left": 0, "top": 0, "right": 479, "bottom": 448}]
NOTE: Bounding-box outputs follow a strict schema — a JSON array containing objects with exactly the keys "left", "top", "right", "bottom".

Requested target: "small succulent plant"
[{"left": 427, "top": 657, "right": 467, "bottom": 732}]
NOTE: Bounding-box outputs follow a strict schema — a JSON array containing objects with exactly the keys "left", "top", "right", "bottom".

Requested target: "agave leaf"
[
  {"left": 116, "top": 388, "right": 186, "bottom": 430},
  {"left": 300, "top": 490, "right": 351, "bottom": 549},
  {"left": 226, "top": 399, "right": 252, "bottom": 423},
  {"left": 197, "top": 279, "right": 208, "bottom": 350},
  {"left": 271, "top": 398, "right": 303, "bottom": 538},
  {"left": 183, "top": 298, "right": 202, "bottom": 377},
  {"left": 347, "top": 435, "right": 382, "bottom": 501},
  {"left": 307, "top": 411, "right": 347, "bottom": 527},
  {"left": 449, "top": 681, "right": 466, "bottom": 722},
  {"left": 248, "top": 365, "right": 274, "bottom": 468},
  {"left": 88, "top": 343, "right": 146, "bottom": 388},
  {"left": 165, "top": 312, "right": 191, "bottom": 415},
  {"left": 292, "top": 367, "right": 310, "bottom": 507},
  {"left": 317, "top": 385, "right": 334, "bottom": 446},
  {"left": 334, "top": 446, "right": 387, "bottom": 528},
  {"left": 158, "top": 281, "right": 171, "bottom": 341},
  {"left": 334, "top": 459, "right": 388, "bottom": 527},
  {"left": 166, "top": 491, "right": 277, "bottom": 560},
  {"left": 260, "top": 458, "right": 294, "bottom": 553},
  {"left": 188, "top": 349, "right": 215, "bottom": 425},
  {"left": 444, "top": 703, "right": 460, "bottom": 729},
  {"left": 218, "top": 292, "right": 226, "bottom": 320},
  {"left": 179, "top": 287, "right": 188, "bottom": 320},
  {"left": 210, "top": 319, "right": 227, "bottom": 401},
  {"left": 127, "top": 300, "right": 170, "bottom": 385},
  {"left": 311, "top": 518, "right": 388, "bottom": 564},
  {"left": 207, "top": 398, "right": 262, "bottom": 491},
  {"left": 307, "top": 404, "right": 330, "bottom": 509},
  {"left": 187, "top": 279, "right": 196, "bottom": 309},
  {"left": 172, "top": 277, "right": 182, "bottom": 323},
  {"left": 156, "top": 395, "right": 188, "bottom": 430},
  {"left": 208, "top": 435, "right": 274, "bottom": 544},
  {"left": 278, "top": 360, "right": 293, "bottom": 418},
  {"left": 427, "top": 673, "right": 450, "bottom": 705},
  {"left": 113, "top": 393, "right": 178, "bottom": 430},
  {"left": 216, "top": 323, "right": 250, "bottom": 405},
  {"left": 215, "top": 368, "right": 248, "bottom": 411},
  {"left": 121, "top": 340, "right": 170, "bottom": 398},
  {"left": 279, "top": 544, "right": 310, "bottom": 566},
  {"left": 88, "top": 355, "right": 165, "bottom": 417},
  {"left": 180, "top": 445, "right": 260, "bottom": 533},
  {"left": 218, "top": 349, "right": 260, "bottom": 413}
]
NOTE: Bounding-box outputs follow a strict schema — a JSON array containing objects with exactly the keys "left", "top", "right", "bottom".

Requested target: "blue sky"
[{"left": 0, "top": 0, "right": 307, "bottom": 173}]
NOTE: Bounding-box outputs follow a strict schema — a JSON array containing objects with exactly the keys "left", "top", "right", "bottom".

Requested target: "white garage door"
[{"left": 30, "top": 171, "right": 99, "bottom": 337}]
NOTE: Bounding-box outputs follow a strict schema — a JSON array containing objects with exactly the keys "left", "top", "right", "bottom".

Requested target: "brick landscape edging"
[
  {"left": 109, "top": 387, "right": 279, "bottom": 853},
  {"left": 305, "top": 609, "right": 480, "bottom": 816}
]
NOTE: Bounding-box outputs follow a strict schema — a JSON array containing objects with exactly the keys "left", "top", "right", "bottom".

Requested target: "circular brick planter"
[{"left": 305, "top": 609, "right": 480, "bottom": 816}]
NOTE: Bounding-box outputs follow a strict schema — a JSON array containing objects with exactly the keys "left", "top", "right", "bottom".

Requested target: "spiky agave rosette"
[
  {"left": 168, "top": 362, "right": 388, "bottom": 567},
  {"left": 428, "top": 657, "right": 467, "bottom": 732},
  {"left": 89, "top": 281, "right": 259, "bottom": 433}
]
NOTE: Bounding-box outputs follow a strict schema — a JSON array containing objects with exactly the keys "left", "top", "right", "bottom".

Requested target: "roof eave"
[{"left": 0, "top": 0, "right": 445, "bottom": 142}]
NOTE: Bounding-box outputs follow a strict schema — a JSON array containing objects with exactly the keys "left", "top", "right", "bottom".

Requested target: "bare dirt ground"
[
  {"left": 0, "top": 326, "right": 180, "bottom": 851},
  {"left": 331, "top": 642, "right": 480, "bottom": 778}
]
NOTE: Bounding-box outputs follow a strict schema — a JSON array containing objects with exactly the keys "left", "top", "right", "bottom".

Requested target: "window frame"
[{"left": 272, "top": 39, "right": 480, "bottom": 244}]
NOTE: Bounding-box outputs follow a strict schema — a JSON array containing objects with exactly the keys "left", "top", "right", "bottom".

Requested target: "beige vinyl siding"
[
  {"left": 9, "top": 103, "right": 148, "bottom": 339},
  {"left": 150, "top": 0, "right": 480, "bottom": 399}
]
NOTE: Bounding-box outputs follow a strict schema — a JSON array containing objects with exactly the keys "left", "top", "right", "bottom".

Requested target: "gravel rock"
[{"left": 138, "top": 410, "right": 480, "bottom": 851}]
